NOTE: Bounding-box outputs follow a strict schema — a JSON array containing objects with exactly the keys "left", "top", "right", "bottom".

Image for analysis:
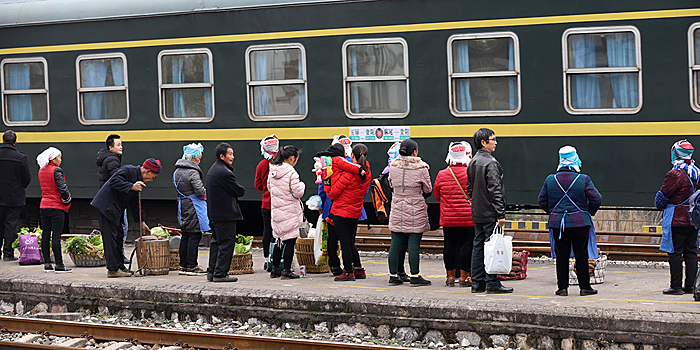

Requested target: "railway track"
[{"left": 0, "top": 316, "right": 412, "bottom": 350}]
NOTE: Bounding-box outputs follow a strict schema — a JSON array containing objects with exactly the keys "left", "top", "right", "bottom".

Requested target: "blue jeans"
[{"left": 121, "top": 210, "right": 128, "bottom": 257}]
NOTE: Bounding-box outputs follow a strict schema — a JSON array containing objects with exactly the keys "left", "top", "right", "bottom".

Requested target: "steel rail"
[{"left": 0, "top": 316, "right": 412, "bottom": 350}]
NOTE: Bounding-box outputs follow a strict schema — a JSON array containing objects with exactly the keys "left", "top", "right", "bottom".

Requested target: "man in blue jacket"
[
  {"left": 91, "top": 158, "right": 161, "bottom": 277},
  {"left": 206, "top": 143, "right": 245, "bottom": 283}
]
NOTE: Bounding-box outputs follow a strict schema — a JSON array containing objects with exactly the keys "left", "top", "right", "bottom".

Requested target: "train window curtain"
[
  {"left": 2, "top": 61, "right": 48, "bottom": 123},
  {"left": 160, "top": 51, "right": 213, "bottom": 121},
  {"left": 79, "top": 57, "right": 127, "bottom": 121},
  {"left": 695, "top": 28, "right": 700, "bottom": 109},
  {"left": 248, "top": 47, "right": 306, "bottom": 118}
]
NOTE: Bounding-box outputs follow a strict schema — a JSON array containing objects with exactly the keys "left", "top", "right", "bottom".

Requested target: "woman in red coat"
[
  {"left": 254, "top": 134, "right": 279, "bottom": 272},
  {"left": 37, "top": 147, "right": 72, "bottom": 273},
  {"left": 326, "top": 144, "right": 371, "bottom": 281},
  {"left": 434, "top": 141, "right": 474, "bottom": 287}
]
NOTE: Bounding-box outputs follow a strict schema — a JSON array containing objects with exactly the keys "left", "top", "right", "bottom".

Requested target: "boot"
[
  {"left": 281, "top": 268, "right": 299, "bottom": 280},
  {"left": 270, "top": 266, "right": 282, "bottom": 278},
  {"left": 445, "top": 269, "right": 456, "bottom": 287},
  {"left": 459, "top": 270, "right": 472, "bottom": 287}
]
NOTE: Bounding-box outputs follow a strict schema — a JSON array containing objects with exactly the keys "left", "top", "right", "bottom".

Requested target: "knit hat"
[
  {"left": 182, "top": 143, "right": 203, "bottom": 159},
  {"left": 557, "top": 146, "right": 581, "bottom": 172},
  {"left": 332, "top": 134, "right": 352, "bottom": 157},
  {"left": 37, "top": 147, "right": 61, "bottom": 168},
  {"left": 260, "top": 134, "right": 279, "bottom": 160},
  {"left": 143, "top": 158, "right": 162, "bottom": 174},
  {"left": 445, "top": 141, "right": 472, "bottom": 165},
  {"left": 671, "top": 139, "right": 694, "bottom": 164}
]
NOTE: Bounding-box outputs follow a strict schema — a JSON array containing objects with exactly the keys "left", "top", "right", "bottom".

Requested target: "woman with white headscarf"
[
  {"left": 433, "top": 141, "right": 475, "bottom": 287},
  {"left": 538, "top": 146, "right": 602, "bottom": 297},
  {"left": 37, "top": 147, "right": 72, "bottom": 273}
]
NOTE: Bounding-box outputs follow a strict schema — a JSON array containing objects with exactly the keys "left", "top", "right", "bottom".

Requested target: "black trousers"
[
  {"left": 261, "top": 208, "right": 273, "bottom": 258},
  {"left": 668, "top": 226, "right": 699, "bottom": 290},
  {"left": 98, "top": 213, "right": 126, "bottom": 272},
  {"left": 272, "top": 237, "right": 297, "bottom": 270},
  {"left": 395, "top": 234, "right": 409, "bottom": 274},
  {"left": 179, "top": 231, "right": 202, "bottom": 269},
  {"left": 333, "top": 215, "right": 362, "bottom": 273},
  {"left": 207, "top": 220, "right": 236, "bottom": 278},
  {"left": 326, "top": 221, "right": 340, "bottom": 268},
  {"left": 443, "top": 226, "right": 474, "bottom": 272},
  {"left": 0, "top": 206, "right": 21, "bottom": 258},
  {"left": 471, "top": 221, "right": 503, "bottom": 288},
  {"left": 40, "top": 208, "right": 65, "bottom": 265},
  {"left": 553, "top": 226, "right": 591, "bottom": 290}
]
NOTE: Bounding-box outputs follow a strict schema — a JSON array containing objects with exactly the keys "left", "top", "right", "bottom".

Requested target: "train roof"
[{"left": 0, "top": 0, "right": 355, "bottom": 28}]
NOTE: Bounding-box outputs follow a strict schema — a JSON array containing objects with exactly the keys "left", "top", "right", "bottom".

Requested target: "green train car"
[{"left": 1, "top": 0, "right": 699, "bottom": 232}]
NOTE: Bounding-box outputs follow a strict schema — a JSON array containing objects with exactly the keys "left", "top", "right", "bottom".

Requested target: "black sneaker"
[
  {"left": 397, "top": 272, "right": 411, "bottom": 282},
  {"left": 580, "top": 288, "right": 598, "bottom": 296},
  {"left": 281, "top": 268, "right": 299, "bottom": 280},
  {"left": 3, "top": 256, "right": 18, "bottom": 261},
  {"left": 44, "top": 264, "right": 53, "bottom": 272},
  {"left": 486, "top": 285, "right": 514, "bottom": 294},
  {"left": 206, "top": 272, "right": 213, "bottom": 282},
  {"left": 388, "top": 275, "right": 403, "bottom": 285},
  {"left": 54, "top": 265, "right": 72, "bottom": 273},
  {"left": 213, "top": 276, "right": 238, "bottom": 283},
  {"left": 270, "top": 267, "right": 282, "bottom": 278},
  {"left": 330, "top": 266, "right": 343, "bottom": 276},
  {"left": 410, "top": 275, "right": 432, "bottom": 287},
  {"left": 555, "top": 288, "right": 568, "bottom": 296}
]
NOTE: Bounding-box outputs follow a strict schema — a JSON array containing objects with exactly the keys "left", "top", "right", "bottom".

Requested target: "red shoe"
[
  {"left": 353, "top": 268, "right": 366, "bottom": 279},
  {"left": 334, "top": 271, "right": 355, "bottom": 281}
]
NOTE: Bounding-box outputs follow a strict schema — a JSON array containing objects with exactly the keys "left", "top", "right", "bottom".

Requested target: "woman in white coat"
[{"left": 268, "top": 145, "right": 305, "bottom": 279}]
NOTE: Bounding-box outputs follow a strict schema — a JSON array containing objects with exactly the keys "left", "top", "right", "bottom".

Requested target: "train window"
[
  {"left": 563, "top": 26, "right": 642, "bottom": 115},
  {"left": 690, "top": 23, "right": 700, "bottom": 113},
  {"left": 158, "top": 49, "right": 214, "bottom": 123},
  {"left": 76, "top": 53, "right": 129, "bottom": 125},
  {"left": 1, "top": 57, "right": 49, "bottom": 126},
  {"left": 342, "top": 38, "right": 409, "bottom": 118},
  {"left": 245, "top": 44, "right": 307, "bottom": 121},
  {"left": 447, "top": 32, "right": 521, "bottom": 117}
]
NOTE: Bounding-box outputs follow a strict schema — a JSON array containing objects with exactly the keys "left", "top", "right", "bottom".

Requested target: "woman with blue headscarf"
[
  {"left": 538, "top": 146, "right": 602, "bottom": 297},
  {"left": 655, "top": 140, "right": 699, "bottom": 295},
  {"left": 173, "top": 143, "right": 209, "bottom": 276}
]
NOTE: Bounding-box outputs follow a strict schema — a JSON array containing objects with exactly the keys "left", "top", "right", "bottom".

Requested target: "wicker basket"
[
  {"left": 170, "top": 249, "right": 180, "bottom": 271},
  {"left": 569, "top": 254, "right": 608, "bottom": 285},
  {"left": 135, "top": 238, "right": 171, "bottom": 276},
  {"left": 295, "top": 238, "right": 330, "bottom": 273},
  {"left": 69, "top": 251, "right": 106, "bottom": 267},
  {"left": 229, "top": 252, "right": 254, "bottom": 275}
]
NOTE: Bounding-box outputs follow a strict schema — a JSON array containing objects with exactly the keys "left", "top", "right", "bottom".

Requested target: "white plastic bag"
[
  {"left": 314, "top": 216, "right": 324, "bottom": 264},
  {"left": 484, "top": 225, "right": 512, "bottom": 275}
]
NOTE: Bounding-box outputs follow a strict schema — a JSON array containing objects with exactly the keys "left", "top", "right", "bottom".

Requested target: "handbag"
[
  {"left": 484, "top": 225, "right": 513, "bottom": 275},
  {"left": 448, "top": 167, "right": 471, "bottom": 204},
  {"left": 290, "top": 172, "right": 310, "bottom": 238}
]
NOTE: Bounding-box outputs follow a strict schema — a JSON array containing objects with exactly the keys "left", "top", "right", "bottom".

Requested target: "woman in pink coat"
[{"left": 268, "top": 145, "right": 305, "bottom": 279}]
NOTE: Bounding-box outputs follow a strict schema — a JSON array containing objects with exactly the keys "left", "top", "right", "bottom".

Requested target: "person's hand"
[
  {"left": 131, "top": 181, "right": 146, "bottom": 192},
  {"left": 497, "top": 218, "right": 506, "bottom": 227},
  {"left": 141, "top": 222, "right": 150, "bottom": 235},
  {"left": 360, "top": 169, "right": 366, "bottom": 177}
]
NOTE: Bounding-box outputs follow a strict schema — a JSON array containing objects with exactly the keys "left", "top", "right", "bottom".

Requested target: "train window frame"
[
  {"left": 0, "top": 57, "right": 50, "bottom": 126},
  {"left": 342, "top": 37, "right": 410, "bottom": 119},
  {"left": 157, "top": 48, "right": 215, "bottom": 123},
  {"left": 245, "top": 43, "right": 308, "bottom": 121},
  {"left": 447, "top": 32, "right": 521, "bottom": 117},
  {"left": 562, "top": 26, "right": 642, "bottom": 115},
  {"left": 75, "top": 53, "right": 129, "bottom": 125},
  {"left": 689, "top": 23, "right": 700, "bottom": 113}
]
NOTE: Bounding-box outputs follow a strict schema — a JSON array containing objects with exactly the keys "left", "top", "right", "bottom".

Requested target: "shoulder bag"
[
  {"left": 289, "top": 172, "right": 310, "bottom": 238},
  {"left": 449, "top": 167, "right": 471, "bottom": 204}
]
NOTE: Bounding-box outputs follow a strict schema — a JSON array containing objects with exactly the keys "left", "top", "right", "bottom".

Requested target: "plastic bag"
[
  {"left": 18, "top": 233, "right": 41, "bottom": 265},
  {"left": 314, "top": 217, "right": 329, "bottom": 265},
  {"left": 484, "top": 225, "right": 512, "bottom": 275}
]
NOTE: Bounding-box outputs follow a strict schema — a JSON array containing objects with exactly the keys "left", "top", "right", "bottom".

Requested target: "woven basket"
[
  {"left": 295, "top": 238, "right": 330, "bottom": 273},
  {"left": 135, "top": 238, "right": 170, "bottom": 276},
  {"left": 69, "top": 251, "right": 106, "bottom": 267},
  {"left": 229, "top": 252, "right": 254, "bottom": 275},
  {"left": 569, "top": 254, "right": 608, "bottom": 285},
  {"left": 170, "top": 250, "right": 180, "bottom": 271}
]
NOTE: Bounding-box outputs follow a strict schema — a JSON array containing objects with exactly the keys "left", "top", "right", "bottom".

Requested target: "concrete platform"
[{"left": 1, "top": 246, "right": 699, "bottom": 348}]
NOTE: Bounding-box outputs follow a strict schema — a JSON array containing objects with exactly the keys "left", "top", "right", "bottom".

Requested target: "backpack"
[
  {"left": 688, "top": 189, "right": 700, "bottom": 228},
  {"left": 370, "top": 173, "right": 392, "bottom": 224}
]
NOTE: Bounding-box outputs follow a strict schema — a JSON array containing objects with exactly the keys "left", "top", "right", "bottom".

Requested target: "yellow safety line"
[{"left": 1, "top": 8, "right": 699, "bottom": 55}]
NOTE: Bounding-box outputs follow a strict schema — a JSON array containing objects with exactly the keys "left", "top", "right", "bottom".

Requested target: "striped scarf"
[{"left": 672, "top": 159, "right": 700, "bottom": 183}]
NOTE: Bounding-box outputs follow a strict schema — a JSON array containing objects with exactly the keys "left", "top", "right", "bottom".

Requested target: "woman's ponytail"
[{"left": 352, "top": 143, "right": 369, "bottom": 183}]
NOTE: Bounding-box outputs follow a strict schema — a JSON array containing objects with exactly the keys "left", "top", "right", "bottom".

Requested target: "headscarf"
[
  {"left": 260, "top": 134, "right": 279, "bottom": 160},
  {"left": 557, "top": 146, "right": 582, "bottom": 172},
  {"left": 382, "top": 141, "right": 401, "bottom": 174},
  {"left": 331, "top": 134, "right": 352, "bottom": 157},
  {"left": 445, "top": 141, "right": 472, "bottom": 166},
  {"left": 671, "top": 140, "right": 700, "bottom": 182},
  {"left": 142, "top": 158, "right": 162, "bottom": 174},
  {"left": 182, "top": 143, "right": 203, "bottom": 159},
  {"left": 37, "top": 147, "right": 61, "bottom": 168}
]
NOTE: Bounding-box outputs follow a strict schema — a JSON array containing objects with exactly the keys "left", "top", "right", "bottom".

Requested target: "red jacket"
[
  {"left": 327, "top": 161, "right": 371, "bottom": 219},
  {"left": 255, "top": 159, "right": 272, "bottom": 209},
  {"left": 659, "top": 169, "right": 697, "bottom": 227},
  {"left": 39, "top": 164, "right": 71, "bottom": 212},
  {"left": 434, "top": 164, "right": 473, "bottom": 227}
]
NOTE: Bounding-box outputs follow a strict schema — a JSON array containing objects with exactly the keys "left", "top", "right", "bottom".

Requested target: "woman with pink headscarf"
[{"left": 255, "top": 134, "right": 280, "bottom": 272}]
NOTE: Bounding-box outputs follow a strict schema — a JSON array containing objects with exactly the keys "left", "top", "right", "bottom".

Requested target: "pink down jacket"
[
  {"left": 268, "top": 162, "right": 306, "bottom": 241},
  {"left": 388, "top": 156, "right": 432, "bottom": 233}
]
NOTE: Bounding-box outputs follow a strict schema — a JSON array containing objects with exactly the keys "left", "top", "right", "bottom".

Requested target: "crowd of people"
[{"left": 0, "top": 128, "right": 698, "bottom": 297}]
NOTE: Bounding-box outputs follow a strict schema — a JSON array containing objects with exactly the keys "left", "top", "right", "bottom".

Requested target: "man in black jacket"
[
  {"left": 206, "top": 143, "right": 245, "bottom": 283},
  {"left": 91, "top": 158, "right": 161, "bottom": 277},
  {"left": 0, "top": 130, "right": 31, "bottom": 261},
  {"left": 466, "top": 128, "right": 512, "bottom": 294}
]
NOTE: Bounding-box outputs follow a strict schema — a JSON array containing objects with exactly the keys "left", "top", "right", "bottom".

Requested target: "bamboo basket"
[
  {"left": 135, "top": 238, "right": 170, "bottom": 276},
  {"left": 295, "top": 237, "right": 330, "bottom": 273},
  {"left": 69, "top": 251, "right": 105, "bottom": 267},
  {"left": 229, "top": 252, "right": 254, "bottom": 275},
  {"left": 170, "top": 249, "right": 180, "bottom": 271}
]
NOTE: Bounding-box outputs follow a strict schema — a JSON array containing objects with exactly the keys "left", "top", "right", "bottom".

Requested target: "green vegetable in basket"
[
  {"left": 150, "top": 226, "right": 170, "bottom": 239},
  {"left": 233, "top": 234, "right": 253, "bottom": 255},
  {"left": 64, "top": 236, "right": 89, "bottom": 254},
  {"left": 89, "top": 235, "right": 102, "bottom": 246}
]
